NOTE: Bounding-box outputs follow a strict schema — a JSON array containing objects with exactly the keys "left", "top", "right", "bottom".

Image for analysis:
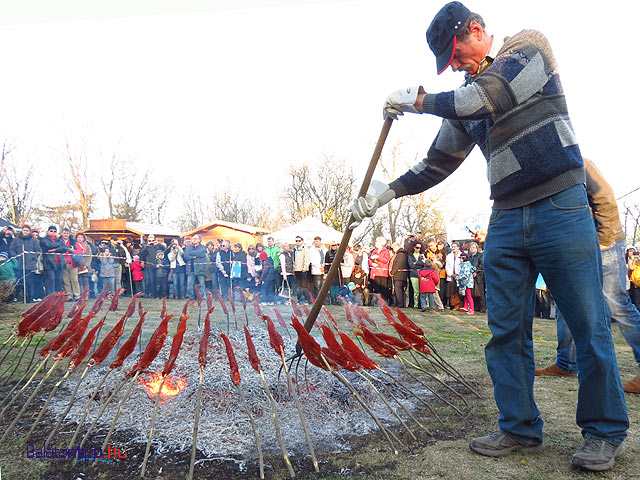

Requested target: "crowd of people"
[{"left": 0, "top": 224, "right": 488, "bottom": 312}]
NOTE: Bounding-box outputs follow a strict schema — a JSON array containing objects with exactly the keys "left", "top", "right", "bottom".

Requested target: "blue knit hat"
[{"left": 426, "top": 1, "right": 471, "bottom": 75}]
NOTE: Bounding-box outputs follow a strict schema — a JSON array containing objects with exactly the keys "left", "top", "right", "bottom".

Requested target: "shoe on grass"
[
  {"left": 469, "top": 430, "right": 544, "bottom": 457},
  {"left": 622, "top": 373, "right": 640, "bottom": 393},
  {"left": 571, "top": 438, "right": 625, "bottom": 472},
  {"left": 535, "top": 363, "right": 577, "bottom": 377}
]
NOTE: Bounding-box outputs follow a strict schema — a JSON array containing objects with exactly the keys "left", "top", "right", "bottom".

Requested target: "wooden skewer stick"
[
  {"left": 279, "top": 347, "right": 318, "bottom": 472},
  {"left": 22, "top": 369, "right": 72, "bottom": 444},
  {"left": 68, "top": 368, "right": 113, "bottom": 450},
  {"left": 92, "top": 371, "right": 141, "bottom": 467},
  {"left": 0, "top": 353, "right": 50, "bottom": 413},
  {"left": 77, "top": 374, "right": 130, "bottom": 451},
  {"left": 235, "top": 384, "right": 264, "bottom": 480},
  {"left": 140, "top": 375, "right": 167, "bottom": 477},
  {"left": 44, "top": 364, "right": 91, "bottom": 450},
  {"left": 258, "top": 369, "right": 295, "bottom": 478},
  {"left": 0, "top": 358, "right": 60, "bottom": 443},
  {"left": 187, "top": 367, "right": 204, "bottom": 480},
  {"left": 0, "top": 336, "right": 31, "bottom": 383}
]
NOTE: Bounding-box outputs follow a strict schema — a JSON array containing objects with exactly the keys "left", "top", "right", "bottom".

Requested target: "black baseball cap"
[{"left": 426, "top": 1, "right": 471, "bottom": 75}]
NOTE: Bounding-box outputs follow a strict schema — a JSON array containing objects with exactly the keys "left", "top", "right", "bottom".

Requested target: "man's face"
[
  {"left": 22, "top": 227, "right": 31, "bottom": 237},
  {"left": 184, "top": 239, "right": 192, "bottom": 247},
  {"left": 450, "top": 31, "right": 487, "bottom": 75},
  {"left": 313, "top": 239, "right": 321, "bottom": 248},
  {"left": 5, "top": 229, "right": 13, "bottom": 238},
  {"left": 232, "top": 245, "right": 240, "bottom": 253},
  {"left": 62, "top": 231, "right": 70, "bottom": 240},
  {"left": 148, "top": 235, "right": 156, "bottom": 244},
  {"left": 192, "top": 236, "right": 200, "bottom": 246},
  {"left": 470, "top": 244, "right": 478, "bottom": 254},
  {"left": 428, "top": 241, "right": 436, "bottom": 252},
  {"left": 222, "top": 243, "right": 229, "bottom": 251},
  {"left": 452, "top": 243, "right": 459, "bottom": 253},
  {"left": 267, "top": 238, "right": 274, "bottom": 247}
]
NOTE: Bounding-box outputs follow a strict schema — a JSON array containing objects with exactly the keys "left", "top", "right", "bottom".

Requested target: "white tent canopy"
[{"left": 265, "top": 217, "right": 343, "bottom": 246}]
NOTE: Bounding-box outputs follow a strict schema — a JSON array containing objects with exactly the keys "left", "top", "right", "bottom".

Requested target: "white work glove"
[
  {"left": 383, "top": 86, "right": 425, "bottom": 120},
  {"left": 348, "top": 180, "right": 396, "bottom": 229}
]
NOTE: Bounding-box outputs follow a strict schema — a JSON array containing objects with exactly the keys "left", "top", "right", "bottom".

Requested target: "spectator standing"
[
  {"left": 168, "top": 239, "right": 186, "bottom": 300},
  {"left": 73, "top": 233, "right": 92, "bottom": 295},
  {"left": 139, "top": 234, "right": 161, "bottom": 298},
  {"left": 258, "top": 250, "right": 276, "bottom": 304},
  {"left": 309, "top": 236, "right": 326, "bottom": 297},
  {"left": 0, "top": 226, "right": 14, "bottom": 256},
  {"left": 40, "top": 226, "right": 66, "bottom": 296},
  {"left": 110, "top": 237, "right": 127, "bottom": 292},
  {"left": 407, "top": 241, "right": 426, "bottom": 309},
  {"left": 468, "top": 242, "right": 485, "bottom": 312},
  {"left": 389, "top": 242, "right": 409, "bottom": 307},
  {"left": 99, "top": 247, "right": 116, "bottom": 294},
  {"left": 130, "top": 255, "right": 144, "bottom": 295},
  {"left": 231, "top": 242, "right": 250, "bottom": 292},
  {"left": 278, "top": 242, "right": 296, "bottom": 301},
  {"left": 418, "top": 259, "right": 439, "bottom": 311},
  {"left": 369, "top": 236, "right": 392, "bottom": 305},
  {"left": 29, "top": 227, "right": 44, "bottom": 300},
  {"left": 184, "top": 235, "right": 207, "bottom": 299},
  {"left": 216, "top": 240, "right": 232, "bottom": 299},
  {"left": 445, "top": 242, "right": 462, "bottom": 310},
  {"left": 324, "top": 242, "right": 342, "bottom": 304},
  {"left": 204, "top": 241, "right": 219, "bottom": 294},
  {"left": 8, "top": 225, "right": 42, "bottom": 303},
  {"left": 436, "top": 240, "right": 448, "bottom": 307},
  {"left": 246, "top": 244, "right": 260, "bottom": 294},
  {"left": 60, "top": 227, "right": 79, "bottom": 300},
  {"left": 155, "top": 245, "right": 169, "bottom": 298},
  {"left": 293, "top": 236, "right": 310, "bottom": 303}
]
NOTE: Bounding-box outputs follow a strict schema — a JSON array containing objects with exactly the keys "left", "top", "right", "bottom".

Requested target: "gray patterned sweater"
[{"left": 389, "top": 29, "right": 585, "bottom": 209}]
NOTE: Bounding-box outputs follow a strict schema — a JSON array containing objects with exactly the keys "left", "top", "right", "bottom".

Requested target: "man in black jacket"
[
  {"left": 139, "top": 234, "right": 162, "bottom": 298},
  {"left": 8, "top": 224, "right": 42, "bottom": 302},
  {"left": 40, "top": 226, "right": 67, "bottom": 296}
]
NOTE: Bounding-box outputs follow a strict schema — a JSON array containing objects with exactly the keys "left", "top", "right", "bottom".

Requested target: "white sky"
[{"left": 1, "top": 0, "right": 639, "bottom": 228}]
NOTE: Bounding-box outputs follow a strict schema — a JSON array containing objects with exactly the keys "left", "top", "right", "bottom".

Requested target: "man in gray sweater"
[{"left": 349, "top": 1, "right": 627, "bottom": 472}]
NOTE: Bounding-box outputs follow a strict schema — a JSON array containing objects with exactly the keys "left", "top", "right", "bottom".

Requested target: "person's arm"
[{"left": 583, "top": 157, "right": 624, "bottom": 248}]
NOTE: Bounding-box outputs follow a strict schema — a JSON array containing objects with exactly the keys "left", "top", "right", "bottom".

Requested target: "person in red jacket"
[
  {"left": 418, "top": 259, "right": 440, "bottom": 312},
  {"left": 369, "top": 236, "right": 392, "bottom": 305},
  {"left": 130, "top": 255, "right": 144, "bottom": 295}
]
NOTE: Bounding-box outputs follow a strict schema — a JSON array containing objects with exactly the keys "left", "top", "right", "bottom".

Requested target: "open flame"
[{"left": 138, "top": 372, "right": 187, "bottom": 401}]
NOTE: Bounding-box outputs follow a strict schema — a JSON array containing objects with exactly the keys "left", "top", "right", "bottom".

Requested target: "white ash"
[{"left": 49, "top": 322, "right": 434, "bottom": 460}]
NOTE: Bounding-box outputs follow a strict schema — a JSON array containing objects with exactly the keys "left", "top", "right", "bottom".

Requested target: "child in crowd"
[
  {"left": 130, "top": 255, "right": 144, "bottom": 295},
  {"left": 337, "top": 282, "right": 357, "bottom": 304},
  {"left": 351, "top": 266, "right": 370, "bottom": 306},
  {"left": 418, "top": 259, "right": 439, "bottom": 311},
  {"left": 99, "top": 247, "right": 116, "bottom": 295},
  {"left": 259, "top": 251, "right": 276, "bottom": 305},
  {"left": 457, "top": 253, "right": 476, "bottom": 315}
]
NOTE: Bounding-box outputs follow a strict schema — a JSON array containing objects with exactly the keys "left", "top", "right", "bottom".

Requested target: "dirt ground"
[{"left": 0, "top": 298, "right": 638, "bottom": 480}]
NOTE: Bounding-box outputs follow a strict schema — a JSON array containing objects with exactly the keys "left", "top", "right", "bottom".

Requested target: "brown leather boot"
[
  {"left": 622, "top": 373, "right": 640, "bottom": 393},
  {"left": 535, "top": 363, "right": 577, "bottom": 377}
]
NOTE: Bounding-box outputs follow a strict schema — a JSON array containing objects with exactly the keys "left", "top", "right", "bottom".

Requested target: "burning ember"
[{"left": 138, "top": 372, "right": 187, "bottom": 401}]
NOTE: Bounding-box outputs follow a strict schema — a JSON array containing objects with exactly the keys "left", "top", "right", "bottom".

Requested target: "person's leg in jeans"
[
  {"left": 419, "top": 292, "right": 426, "bottom": 309},
  {"left": 427, "top": 292, "right": 434, "bottom": 309},
  {"left": 483, "top": 185, "right": 628, "bottom": 448}
]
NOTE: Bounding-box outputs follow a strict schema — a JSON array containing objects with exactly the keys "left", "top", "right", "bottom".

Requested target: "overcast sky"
[{"left": 1, "top": 0, "right": 638, "bottom": 229}]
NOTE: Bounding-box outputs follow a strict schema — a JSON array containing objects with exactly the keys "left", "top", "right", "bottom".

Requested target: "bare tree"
[
  {"left": 101, "top": 152, "right": 120, "bottom": 218},
  {"left": 0, "top": 142, "right": 37, "bottom": 225},
  {"left": 32, "top": 203, "right": 84, "bottom": 232},
  {"left": 63, "top": 139, "right": 95, "bottom": 228},
  {"left": 283, "top": 155, "right": 356, "bottom": 231},
  {"left": 177, "top": 192, "right": 213, "bottom": 232}
]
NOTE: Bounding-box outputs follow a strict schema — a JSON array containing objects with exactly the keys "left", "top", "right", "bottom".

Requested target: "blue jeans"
[
  {"left": 144, "top": 267, "right": 157, "bottom": 298},
  {"left": 419, "top": 292, "right": 434, "bottom": 308},
  {"left": 484, "top": 185, "right": 628, "bottom": 445},
  {"left": 186, "top": 274, "right": 206, "bottom": 300},
  {"left": 172, "top": 271, "right": 186, "bottom": 299},
  {"left": 556, "top": 241, "right": 640, "bottom": 372}
]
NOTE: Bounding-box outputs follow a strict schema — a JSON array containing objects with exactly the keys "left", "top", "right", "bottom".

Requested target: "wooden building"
[
  {"left": 77, "top": 219, "right": 181, "bottom": 246},
  {"left": 181, "top": 220, "right": 268, "bottom": 248}
]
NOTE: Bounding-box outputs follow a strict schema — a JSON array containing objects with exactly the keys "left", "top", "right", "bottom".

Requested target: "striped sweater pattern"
[{"left": 389, "top": 29, "right": 585, "bottom": 209}]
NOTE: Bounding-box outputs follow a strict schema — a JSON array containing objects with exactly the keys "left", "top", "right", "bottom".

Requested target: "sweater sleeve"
[{"left": 583, "top": 158, "right": 625, "bottom": 247}]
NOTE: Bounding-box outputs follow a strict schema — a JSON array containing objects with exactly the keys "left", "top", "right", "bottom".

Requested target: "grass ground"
[{"left": 0, "top": 298, "right": 638, "bottom": 480}]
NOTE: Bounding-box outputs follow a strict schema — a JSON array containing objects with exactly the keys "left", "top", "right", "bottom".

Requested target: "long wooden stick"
[
  {"left": 0, "top": 336, "right": 31, "bottom": 383},
  {"left": 140, "top": 375, "right": 166, "bottom": 477},
  {"left": 77, "top": 373, "right": 129, "bottom": 451},
  {"left": 92, "top": 371, "right": 140, "bottom": 466},
  {"left": 259, "top": 369, "right": 295, "bottom": 478},
  {"left": 22, "top": 370, "right": 72, "bottom": 444},
  {"left": 300, "top": 117, "right": 393, "bottom": 343},
  {"left": 0, "top": 353, "right": 50, "bottom": 413},
  {"left": 0, "top": 358, "right": 60, "bottom": 443},
  {"left": 68, "top": 368, "right": 113, "bottom": 449},
  {"left": 187, "top": 367, "right": 204, "bottom": 480},
  {"left": 235, "top": 384, "right": 264, "bottom": 480},
  {"left": 279, "top": 347, "right": 318, "bottom": 472},
  {"left": 44, "top": 365, "right": 91, "bottom": 449}
]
